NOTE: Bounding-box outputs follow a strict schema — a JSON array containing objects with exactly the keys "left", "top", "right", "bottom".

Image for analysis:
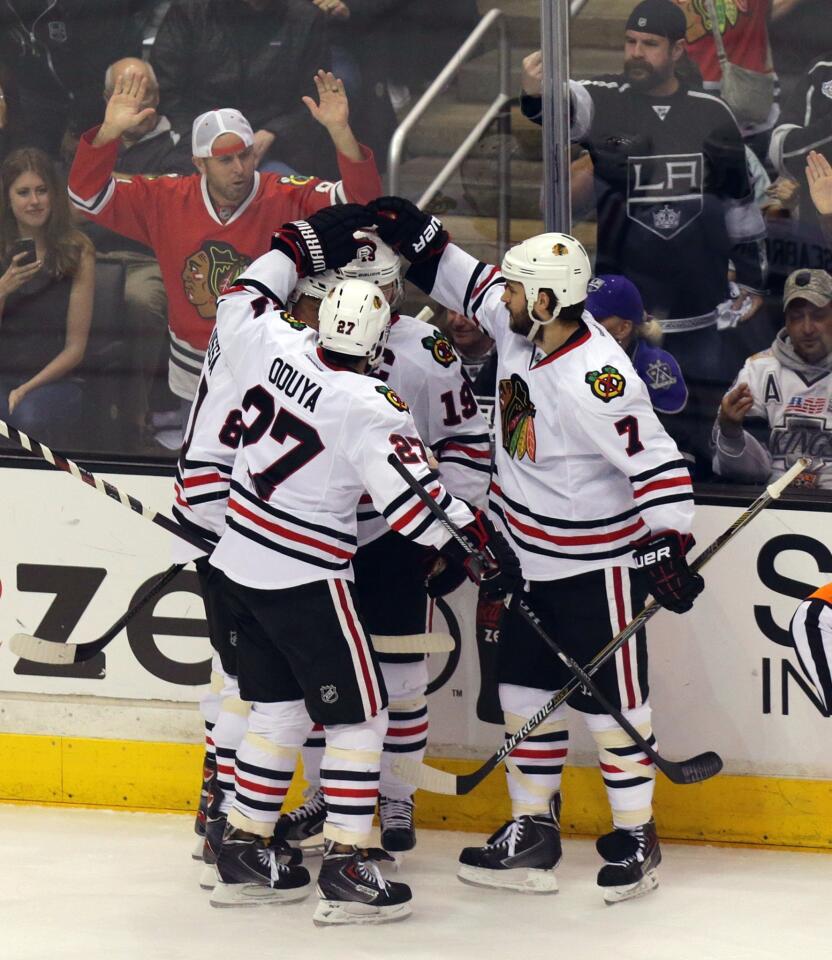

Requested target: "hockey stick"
[
  {"left": 387, "top": 454, "right": 810, "bottom": 795},
  {"left": 8, "top": 563, "right": 186, "bottom": 665},
  {"left": 386, "top": 455, "right": 722, "bottom": 786},
  {"left": 371, "top": 632, "right": 454, "bottom": 654},
  {"left": 0, "top": 418, "right": 211, "bottom": 552}
]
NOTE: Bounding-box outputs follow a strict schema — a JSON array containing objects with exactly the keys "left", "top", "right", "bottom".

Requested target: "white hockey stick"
[{"left": 371, "top": 633, "right": 454, "bottom": 655}]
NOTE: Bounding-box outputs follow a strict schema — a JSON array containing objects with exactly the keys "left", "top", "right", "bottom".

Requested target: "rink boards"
[{"left": 0, "top": 466, "right": 830, "bottom": 848}]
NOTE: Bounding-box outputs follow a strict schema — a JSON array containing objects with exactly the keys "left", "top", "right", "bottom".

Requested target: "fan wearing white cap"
[{"left": 368, "top": 195, "right": 702, "bottom": 903}]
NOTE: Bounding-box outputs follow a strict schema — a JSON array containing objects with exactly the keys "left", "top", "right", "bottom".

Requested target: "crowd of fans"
[{"left": 0, "top": 0, "right": 830, "bottom": 494}]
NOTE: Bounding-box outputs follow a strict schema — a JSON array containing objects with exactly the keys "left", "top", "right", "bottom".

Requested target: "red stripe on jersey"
[
  {"left": 322, "top": 786, "right": 379, "bottom": 798},
  {"left": 503, "top": 508, "right": 646, "bottom": 546},
  {"left": 509, "top": 748, "right": 568, "bottom": 759},
  {"left": 531, "top": 328, "right": 591, "bottom": 368},
  {"left": 390, "top": 486, "right": 440, "bottom": 531},
  {"left": 633, "top": 476, "right": 692, "bottom": 498},
  {"left": 613, "top": 568, "right": 636, "bottom": 710},
  {"left": 386, "top": 721, "right": 429, "bottom": 737},
  {"left": 471, "top": 265, "right": 501, "bottom": 302},
  {"left": 235, "top": 776, "right": 289, "bottom": 797},
  {"left": 441, "top": 442, "right": 491, "bottom": 459},
  {"left": 359, "top": 494, "right": 373, "bottom": 504},
  {"left": 228, "top": 498, "right": 353, "bottom": 559},
  {"left": 183, "top": 472, "right": 224, "bottom": 488},
  {"left": 174, "top": 484, "right": 189, "bottom": 509},
  {"left": 334, "top": 579, "right": 378, "bottom": 715}
]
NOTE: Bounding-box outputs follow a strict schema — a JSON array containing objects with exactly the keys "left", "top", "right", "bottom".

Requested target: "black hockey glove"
[
  {"left": 633, "top": 532, "right": 704, "bottom": 615},
  {"left": 367, "top": 196, "right": 449, "bottom": 263},
  {"left": 426, "top": 510, "right": 522, "bottom": 601},
  {"left": 270, "top": 203, "right": 369, "bottom": 276}
]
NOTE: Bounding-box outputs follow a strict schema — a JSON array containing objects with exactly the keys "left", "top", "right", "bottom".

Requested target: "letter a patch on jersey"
[
  {"left": 585, "top": 365, "right": 626, "bottom": 403},
  {"left": 499, "top": 374, "right": 537, "bottom": 462},
  {"left": 421, "top": 331, "right": 457, "bottom": 368}
]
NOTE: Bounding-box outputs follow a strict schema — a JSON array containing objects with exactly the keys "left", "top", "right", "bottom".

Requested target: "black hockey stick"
[
  {"left": 9, "top": 563, "right": 186, "bottom": 665},
  {"left": 387, "top": 455, "right": 722, "bottom": 786},
  {"left": 387, "top": 453, "right": 810, "bottom": 795}
]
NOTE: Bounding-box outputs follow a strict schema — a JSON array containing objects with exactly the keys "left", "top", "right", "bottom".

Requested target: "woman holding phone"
[{"left": 0, "top": 147, "right": 94, "bottom": 444}]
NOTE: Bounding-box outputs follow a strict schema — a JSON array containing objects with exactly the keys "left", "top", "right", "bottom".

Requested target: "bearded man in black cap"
[{"left": 521, "top": 0, "right": 768, "bottom": 474}]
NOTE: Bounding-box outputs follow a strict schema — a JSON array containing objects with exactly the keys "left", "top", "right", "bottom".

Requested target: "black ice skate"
[
  {"left": 313, "top": 841, "right": 412, "bottom": 925},
  {"left": 457, "top": 796, "right": 562, "bottom": 893},
  {"left": 209, "top": 826, "right": 311, "bottom": 907},
  {"left": 596, "top": 819, "right": 662, "bottom": 903},
  {"left": 274, "top": 788, "right": 326, "bottom": 856},
  {"left": 191, "top": 751, "right": 215, "bottom": 860},
  {"left": 197, "top": 812, "right": 226, "bottom": 890},
  {"left": 379, "top": 795, "right": 416, "bottom": 853}
]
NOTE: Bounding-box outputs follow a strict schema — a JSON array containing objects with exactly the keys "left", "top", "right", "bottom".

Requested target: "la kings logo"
[{"left": 627, "top": 153, "right": 703, "bottom": 240}]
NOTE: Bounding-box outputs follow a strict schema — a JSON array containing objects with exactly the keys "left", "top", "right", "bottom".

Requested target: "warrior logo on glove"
[
  {"left": 585, "top": 365, "right": 626, "bottom": 403},
  {"left": 421, "top": 331, "right": 457, "bottom": 368},
  {"left": 499, "top": 374, "right": 537, "bottom": 462}
]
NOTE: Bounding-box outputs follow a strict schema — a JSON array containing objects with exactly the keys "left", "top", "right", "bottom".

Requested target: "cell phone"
[{"left": 11, "top": 238, "right": 37, "bottom": 267}]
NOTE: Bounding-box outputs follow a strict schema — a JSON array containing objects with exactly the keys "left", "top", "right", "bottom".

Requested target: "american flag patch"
[{"left": 785, "top": 396, "right": 827, "bottom": 415}]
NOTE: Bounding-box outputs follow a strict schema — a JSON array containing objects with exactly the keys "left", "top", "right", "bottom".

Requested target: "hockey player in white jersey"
[
  {"left": 368, "top": 195, "right": 703, "bottom": 902},
  {"left": 192, "top": 206, "right": 521, "bottom": 924},
  {"left": 275, "top": 233, "right": 492, "bottom": 856}
]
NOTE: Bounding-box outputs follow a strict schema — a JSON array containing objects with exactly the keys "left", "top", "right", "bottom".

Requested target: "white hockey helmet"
[
  {"left": 335, "top": 231, "right": 404, "bottom": 309},
  {"left": 317, "top": 278, "right": 392, "bottom": 370},
  {"left": 501, "top": 232, "right": 592, "bottom": 341},
  {"left": 288, "top": 269, "right": 339, "bottom": 309}
]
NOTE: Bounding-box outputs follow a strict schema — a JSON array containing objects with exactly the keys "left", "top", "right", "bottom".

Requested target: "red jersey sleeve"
[
  {"left": 67, "top": 127, "right": 157, "bottom": 247},
  {"left": 277, "top": 143, "right": 382, "bottom": 220}
]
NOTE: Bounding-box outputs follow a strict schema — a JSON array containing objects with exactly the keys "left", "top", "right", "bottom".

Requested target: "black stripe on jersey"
[
  {"left": 236, "top": 759, "right": 294, "bottom": 781},
  {"left": 804, "top": 599, "right": 832, "bottom": 703},
  {"left": 186, "top": 490, "right": 230, "bottom": 506},
  {"left": 637, "top": 492, "right": 695, "bottom": 510},
  {"left": 491, "top": 503, "right": 636, "bottom": 562},
  {"left": 462, "top": 261, "right": 487, "bottom": 315},
  {"left": 492, "top": 483, "right": 641, "bottom": 529},
  {"left": 381, "top": 738, "right": 428, "bottom": 753},
  {"left": 628, "top": 459, "right": 690, "bottom": 484},
  {"left": 439, "top": 456, "right": 492, "bottom": 474},
  {"left": 433, "top": 432, "right": 492, "bottom": 450},
  {"left": 319, "top": 768, "right": 380, "bottom": 781},
  {"left": 236, "top": 275, "right": 284, "bottom": 306},
  {"left": 231, "top": 479, "right": 357, "bottom": 545},
  {"left": 171, "top": 505, "right": 220, "bottom": 544},
  {"left": 406, "top": 490, "right": 453, "bottom": 540},
  {"left": 70, "top": 179, "right": 112, "bottom": 212},
  {"left": 170, "top": 352, "right": 203, "bottom": 375},
  {"left": 226, "top": 517, "right": 351, "bottom": 570},
  {"left": 180, "top": 457, "right": 233, "bottom": 476},
  {"left": 358, "top": 509, "right": 381, "bottom": 521},
  {"left": 606, "top": 737, "right": 657, "bottom": 757},
  {"left": 382, "top": 470, "right": 439, "bottom": 519},
  {"left": 470, "top": 276, "right": 505, "bottom": 316},
  {"left": 169, "top": 336, "right": 205, "bottom": 362}
]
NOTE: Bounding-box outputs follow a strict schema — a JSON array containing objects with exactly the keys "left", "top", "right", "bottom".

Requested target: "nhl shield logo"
[
  {"left": 627, "top": 153, "right": 703, "bottom": 240},
  {"left": 48, "top": 20, "right": 68, "bottom": 43},
  {"left": 320, "top": 684, "right": 339, "bottom": 704}
]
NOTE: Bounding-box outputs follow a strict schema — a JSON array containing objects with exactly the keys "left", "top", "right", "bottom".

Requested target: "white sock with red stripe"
[
  {"left": 228, "top": 699, "right": 309, "bottom": 837},
  {"left": 212, "top": 674, "right": 250, "bottom": 816},
  {"left": 585, "top": 703, "right": 656, "bottom": 829},
  {"left": 321, "top": 711, "right": 387, "bottom": 846},
  {"left": 500, "top": 683, "right": 569, "bottom": 818},
  {"left": 300, "top": 723, "right": 324, "bottom": 792},
  {"left": 199, "top": 655, "right": 224, "bottom": 765},
  {"left": 380, "top": 660, "right": 429, "bottom": 801}
]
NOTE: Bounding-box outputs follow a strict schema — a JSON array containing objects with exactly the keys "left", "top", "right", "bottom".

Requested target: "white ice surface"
[{"left": 0, "top": 805, "right": 828, "bottom": 960}]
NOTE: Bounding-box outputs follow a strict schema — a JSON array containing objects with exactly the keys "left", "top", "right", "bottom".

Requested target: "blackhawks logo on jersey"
[
  {"left": 421, "top": 331, "right": 457, "bottom": 368},
  {"left": 280, "top": 310, "right": 306, "bottom": 331},
  {"left": 499, "top": 374, "right": 537, "bottom": 462},
  {"left": 585, "top": 365, "right": 626, "bottom": 402},
  {"left": 375, "top": 384, "right": 409, "bottom": 412}
]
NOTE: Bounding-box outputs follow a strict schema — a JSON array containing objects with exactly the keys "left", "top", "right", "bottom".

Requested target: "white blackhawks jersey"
[
  {"left": 357, "top": 314, "right": 491, "bottom": 544},
  {"left": 420, "top": 243, "right": 695, "bottom": 580},
  {"left": 192, "top": 250, "right": 474, "bottom": 590},
  {"left": 713, "top": 346, "right": 832, "bottom": 491}
]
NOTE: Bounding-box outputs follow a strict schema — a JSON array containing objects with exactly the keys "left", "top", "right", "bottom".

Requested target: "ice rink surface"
[{"left": 1, "top": 804, "right": 828, "bottom": 960}]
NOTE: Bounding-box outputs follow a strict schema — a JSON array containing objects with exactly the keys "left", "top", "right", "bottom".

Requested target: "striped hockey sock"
[
  {"left": 380, "top": 659, "right": 429, "bottom": 801},
  {"left": 300, "top": 723, "right": 325, "bottom": 792}
]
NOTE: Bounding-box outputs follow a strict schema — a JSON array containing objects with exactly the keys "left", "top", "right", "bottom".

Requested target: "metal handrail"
[{"left": 387, "top": 8, "right": 512, "bottom": 255}]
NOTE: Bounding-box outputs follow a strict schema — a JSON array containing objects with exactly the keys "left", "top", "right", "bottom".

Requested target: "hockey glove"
[
  {"left": 633, "top": 532, "right": 704, "bottom": 615},
  {"left": 427, "top": 510, "right": 522, "bottom": 601},
  {"left": 270, "top": 203, "right": 369, "bottom": 276},
  {"left": 367, "top": 196, "right": 449, "bottom": 263}
]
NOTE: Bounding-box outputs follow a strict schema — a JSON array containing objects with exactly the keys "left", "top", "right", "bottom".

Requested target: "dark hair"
[
  {"left": 538, "top": 288, "right": 586, "bottom": 323},
  {"left": 0, "top": 147, "right": 92, "bottom": 278},
  {"left": 321, "top": 348, "right": 364, "bottom": 371}
]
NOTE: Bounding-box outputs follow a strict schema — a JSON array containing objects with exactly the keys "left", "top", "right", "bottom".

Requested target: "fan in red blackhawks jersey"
[
  {"left": 174, "top": 202, "right": 520, "bottom": 924},
  {"left": 368, "top": 194, "right": 703, "bottom": 903},
  {"left": 269, "top": 232, "right": 491, "bottom": 858},
  {"left": 67, "top": 66, "right": 383, "bottom": 409}
]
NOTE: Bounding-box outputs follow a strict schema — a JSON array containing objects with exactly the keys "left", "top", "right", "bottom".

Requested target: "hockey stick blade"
[
  {"left": 9, "top": 633, "right": 78, "bottom": 665},
  {"left": 391, "top": 756, "right": 460, "bottom": 795},
  {"left": 666, "top": 750, "right": 724, "bottom": 785}
]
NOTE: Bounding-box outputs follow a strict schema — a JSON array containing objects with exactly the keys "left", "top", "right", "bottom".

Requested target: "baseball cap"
[
  {"left": 784, "top": 269, "right": 832, "bottom": 309},
  {"left": 625, "top": 0, "right": 687, "bottom": 43},
  {"left": 192, "top": 108, "right": 254, "bottom": 158},
  {"left": 586, "top": 274, "right": 645, "bottom": 325}
]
